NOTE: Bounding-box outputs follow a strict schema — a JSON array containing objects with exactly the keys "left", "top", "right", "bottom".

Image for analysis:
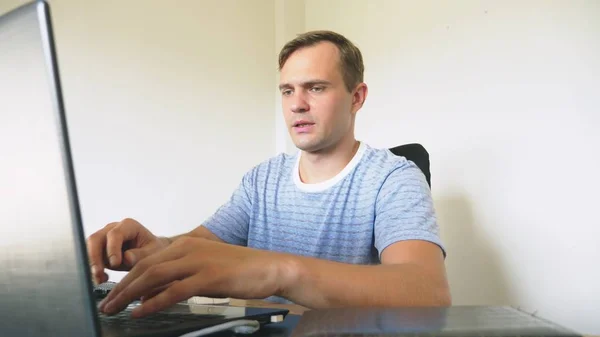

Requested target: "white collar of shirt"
[{"left": 293, "top": 141, "right": 367, "bottom": 193}]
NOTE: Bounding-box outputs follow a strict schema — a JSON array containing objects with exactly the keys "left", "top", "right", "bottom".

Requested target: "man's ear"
[{"left": 351, "top": 83, "right": 368, "bottom": 114}]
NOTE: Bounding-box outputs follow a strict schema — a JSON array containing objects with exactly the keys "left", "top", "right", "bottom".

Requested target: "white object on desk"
[{"left": 187, "top": 296, "right": 230, "bottom": 305}]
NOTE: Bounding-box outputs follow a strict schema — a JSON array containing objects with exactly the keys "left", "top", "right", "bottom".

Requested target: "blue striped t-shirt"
[{"left": 203, "top": 142, "right": 445, "bottom": 301}]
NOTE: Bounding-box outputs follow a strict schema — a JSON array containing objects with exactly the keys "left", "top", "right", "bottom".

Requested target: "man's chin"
[
  {"left": 293, "top": 140, "right": 329, "bottom": 154},
  {"left": 293, "top": 141, "right": 320, "bottom": 153}
]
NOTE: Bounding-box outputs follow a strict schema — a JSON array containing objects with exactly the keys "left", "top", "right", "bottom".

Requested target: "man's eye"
[
  {"left": 310, "top": 86, "right": 324, "bottom": 93},
  {"left": 282, "top": 89, "right": 293, "bottom": 96}
]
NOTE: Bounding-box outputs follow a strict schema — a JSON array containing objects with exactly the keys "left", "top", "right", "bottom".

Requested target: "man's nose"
[{"left": 290, "top": 91, "right": 309, "bottom": 113}]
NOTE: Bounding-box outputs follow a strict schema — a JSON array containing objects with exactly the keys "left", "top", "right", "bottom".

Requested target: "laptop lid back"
[{"left": 0, "top": 1, "right": 100, "bottom": 336}]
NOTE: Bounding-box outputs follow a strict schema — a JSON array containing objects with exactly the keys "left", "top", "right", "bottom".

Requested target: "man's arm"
[
  {"left": 163, "top": 226, "right": 224, "bottom": 244},
  {"left": 277, "top": 240, "right": 451, "bottom": 308},
  {"left": 158, "top": 232, "right": 450, "bottom": 309}
]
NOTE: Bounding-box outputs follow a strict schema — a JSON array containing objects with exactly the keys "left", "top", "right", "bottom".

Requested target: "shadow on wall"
[{"left": 434, "top": 194, "right": 513, "bottom": 306}]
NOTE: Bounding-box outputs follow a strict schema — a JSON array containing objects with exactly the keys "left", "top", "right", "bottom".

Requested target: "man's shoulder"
[
  {"left": 360, "top": 143, "right": 420, "bottom": 176},
  {"left": 242, "top": 151, "right": 296, "bottom": 183},
  {"left": 355, "top": 143, "right": 429, "bottom": 193},
  {"left": 255, "top": 151, "right": 296, "bottom": 172}
]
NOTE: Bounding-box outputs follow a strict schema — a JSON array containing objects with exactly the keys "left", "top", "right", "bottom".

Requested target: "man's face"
[{"left": 279, "top": 42, "right": 358, "bottom": 153}]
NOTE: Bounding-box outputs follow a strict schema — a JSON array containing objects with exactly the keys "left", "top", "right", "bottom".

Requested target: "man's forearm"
[
  {"left": 276, "top": 254, "right": 451, "bottom": 309},
  {"left": 162, "top": 225, "right": 224, "bottom": 245}
]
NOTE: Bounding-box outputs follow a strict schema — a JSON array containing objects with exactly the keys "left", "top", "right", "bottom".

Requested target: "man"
[{"left": 90, "top": 30, "right": 451, "bottom": 318}]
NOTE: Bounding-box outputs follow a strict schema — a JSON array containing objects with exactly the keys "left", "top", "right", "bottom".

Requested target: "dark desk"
[
  {"left": 207, "top": 313, "right": 300, "bottom": 337},
  {"left": 253, "top": 314, "right": 300, "bottom": 337},
  {"left": 228, "top": 299, "right": 304, "bottom": 337},
  {"left": 227, "top": 300, "right": 598, "bottom": 337}
]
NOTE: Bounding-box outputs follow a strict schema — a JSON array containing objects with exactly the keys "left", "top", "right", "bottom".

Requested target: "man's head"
[{"left": 278, "top": 30, "right": 367, "bottom": 153}]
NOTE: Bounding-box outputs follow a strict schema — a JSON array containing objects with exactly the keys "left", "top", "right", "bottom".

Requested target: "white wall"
[
  {"left": 305, "top": 0, "right": 600, "bottom": 334},
  {"left": 0, "top": 0, "right": 277, "bottom": 278},
  {"left": 59, "top": 0, "right": 277, "bottom": 275},
  {"left": 275, "top": 0, "right": 305, "bottom": 155}
]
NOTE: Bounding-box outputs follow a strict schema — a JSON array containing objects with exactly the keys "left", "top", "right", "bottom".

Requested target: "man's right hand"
[{"left": 86, "top": 218, "right": 170, "bottom": 285}]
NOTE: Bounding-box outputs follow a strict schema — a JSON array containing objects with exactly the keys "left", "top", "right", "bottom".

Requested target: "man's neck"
[{"left": 298, "top": 137, "right": 360, "bottom": 184}]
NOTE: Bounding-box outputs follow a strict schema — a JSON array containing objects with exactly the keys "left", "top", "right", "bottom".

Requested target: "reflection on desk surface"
[
  {"left": 231, "top": 301, "right": 599, "bottom": 337},
  {"left": 288, "top": 306, "right": 583, "bottom": 337}
]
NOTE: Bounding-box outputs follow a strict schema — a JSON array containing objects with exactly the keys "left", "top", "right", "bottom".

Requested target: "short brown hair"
[{"left": 278, "top": 30, "right": 364, "bottom": 92}]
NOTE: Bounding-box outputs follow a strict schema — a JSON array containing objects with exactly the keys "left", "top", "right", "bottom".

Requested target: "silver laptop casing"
[{"left": 0, "top": 1, "right": 100, "bottom": 336}]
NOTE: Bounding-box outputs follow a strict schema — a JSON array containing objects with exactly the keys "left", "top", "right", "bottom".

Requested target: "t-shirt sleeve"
[
  {"left": 202, "top": 171, "right": 253, "bottom": 246},
  {"left": 374, "top": 161, "right": 446, "bottom": 258}
]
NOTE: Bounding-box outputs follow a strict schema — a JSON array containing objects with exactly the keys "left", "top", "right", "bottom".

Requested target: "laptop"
[{"left": 0, "top": 1, "right": 288, "bottom": 336}]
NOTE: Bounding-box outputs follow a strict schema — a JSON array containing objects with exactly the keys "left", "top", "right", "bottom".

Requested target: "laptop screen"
[{"left": 0, "top": 2, "right": 99, "bottom": 336}]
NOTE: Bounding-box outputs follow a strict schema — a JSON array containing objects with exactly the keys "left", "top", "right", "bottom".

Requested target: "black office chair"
[{"left": 388, "top": 143, "right": 431, "bottom": 188}]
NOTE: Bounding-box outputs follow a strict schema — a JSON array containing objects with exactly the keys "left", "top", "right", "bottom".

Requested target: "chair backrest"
[{"left": 388, "top": 143, "right": 431, "bottom": 187}]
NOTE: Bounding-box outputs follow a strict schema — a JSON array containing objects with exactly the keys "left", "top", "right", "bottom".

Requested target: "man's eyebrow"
[
  {"left": 303, "top": 80, "right": 332, "bottom": 87},
  {"left": 278, "top": 80, "right": 332, "bottom": 90}
]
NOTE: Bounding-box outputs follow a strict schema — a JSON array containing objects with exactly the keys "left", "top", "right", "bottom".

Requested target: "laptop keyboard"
[
  {"left": 93, "top": 282, "right": 226, "bottom": 330},
  {"left": 98, "top": 308, "right": 222, "bottom": 329}
]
